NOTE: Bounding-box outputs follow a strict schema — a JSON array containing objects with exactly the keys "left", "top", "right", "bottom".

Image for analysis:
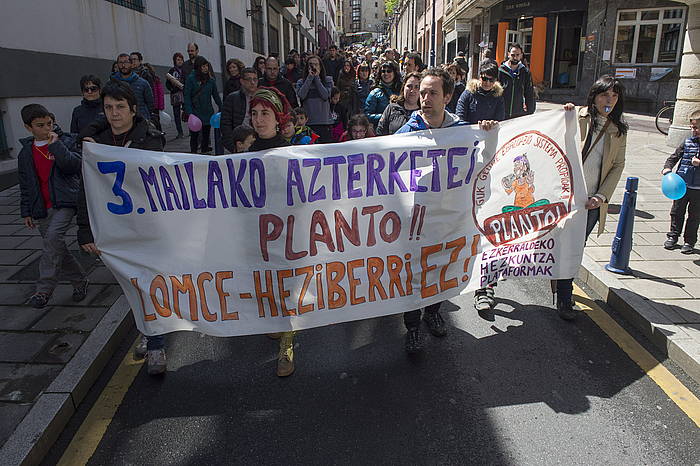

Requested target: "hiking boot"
[
  {"left": 663, "top": 237, "right": 678, "bottom": 250},
  {"left": 404, "top": 327, "right": 425, "bottom": 354},
  {"left": 134, "top": 335, "right": 148, "bottom": 360},
  {"left": 72, "top": 279, "right": 89, "bottom": 302},
  {"left": 423, "top": 311, "right": 447, "bottom": 337},
  {"left": 474, "top": 287, "right": 495, "bottom": 312},
  {"left": 28, "top": 292, "right": 50, "bottom": 309},
  {"left": 277, "top": 332, "right": 295, "bottom": 377},
  {"left": 557, "top": 298, "right": 578, "bottom": 321},
  {"left": 681, "top": 243, "right": 695, "bottom": 254},
  {"left": 147, "top": 349, "right": 167, "bottom": 375}
]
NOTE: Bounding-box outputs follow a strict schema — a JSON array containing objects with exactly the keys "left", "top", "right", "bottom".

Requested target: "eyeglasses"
[
  {"left": 480, "top": 76, "right": 496, "bottom": 82},
  {"left": 381, "top": 69, "right": 394, "bottom": 74},
  {"left": 83, "top": 86, "right": 99, "bottom": 93}
]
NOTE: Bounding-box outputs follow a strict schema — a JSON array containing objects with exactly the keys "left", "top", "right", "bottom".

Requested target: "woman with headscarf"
[
  {"left": 364, "top": 60, "right": 402, "bottom": 127},
  {"left": 247, "top": 87, "right": 299, "bottom": 377}
]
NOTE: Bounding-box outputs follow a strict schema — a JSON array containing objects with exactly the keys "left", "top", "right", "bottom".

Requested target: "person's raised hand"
[{"left": 81, "top": 243, "right": 101, "bottom": 255}]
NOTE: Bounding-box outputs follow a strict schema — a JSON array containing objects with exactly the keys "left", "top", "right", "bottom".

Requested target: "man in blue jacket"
[
  {"left": 396, "top": 68, "right": 498, "bottom": 353},
  {"left": 111, "top": 53, "right": 154, "bottom": 121}
]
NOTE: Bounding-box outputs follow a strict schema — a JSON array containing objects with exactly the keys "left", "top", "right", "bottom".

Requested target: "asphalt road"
[{"left": 45, "top": 278, "right": 700, "bottom": 465}]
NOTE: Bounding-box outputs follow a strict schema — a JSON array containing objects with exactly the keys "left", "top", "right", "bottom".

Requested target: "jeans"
[
  {"left": 403, "top": 302, "right": 442, "bottom": 330},
  {"left": 668, "top": 187, "right": 700, "bottom": 246},
  {"left": 190, "top": 124, "right": 211, "bottom": 153},
  {"left": 36, "top": 208, "right": 86, "bottom": 294},
  {"left": 557, "top": 208, "right": 600, "bottom": 303},
  {"left": 172, "top": 104, "right": 184, "bottom": 136},
  {"left": 147, "top": 335, "right": 165, "bottom": 351}
]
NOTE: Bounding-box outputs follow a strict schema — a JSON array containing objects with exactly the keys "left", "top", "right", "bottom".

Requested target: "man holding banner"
[
  {"left": 396, "top": 68, "right": 498, "bottom": 353},
  {"left": 78, "top": 81, "right": 168, "bottom": 375}
]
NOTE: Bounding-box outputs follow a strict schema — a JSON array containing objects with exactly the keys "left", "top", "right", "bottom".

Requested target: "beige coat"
[{"left": 577, "top": 107, "right": 627, "bottom": 235}]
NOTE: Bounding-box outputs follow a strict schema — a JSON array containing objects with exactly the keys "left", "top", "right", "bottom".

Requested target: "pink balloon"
[{"left": 187, "top": 114, "right": 202, "bottom": 132}]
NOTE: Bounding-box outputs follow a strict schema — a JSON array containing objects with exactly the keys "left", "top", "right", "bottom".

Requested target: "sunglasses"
[
  {"left": 480, "top": 76, "right": 496, "bottom": 82},
  {"left": 83, "top": 86, "right": 99, "bottom": 92},
  {"left": 381, "top": 69, "right": 394, "bottom": 74}
]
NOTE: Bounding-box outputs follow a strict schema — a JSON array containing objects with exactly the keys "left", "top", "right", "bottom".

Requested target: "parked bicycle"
[{"left": 655, "top": 100, "right": 674, "bottom": 135}]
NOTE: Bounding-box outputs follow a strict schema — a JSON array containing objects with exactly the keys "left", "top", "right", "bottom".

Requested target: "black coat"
[
  {"left": 376, "top": 102, "right": 414, "bottom": 136},
  {"left": 220, "top": 90, "right": 249, "bottom": 153},
  {"left": 71, "top": 99, "right": 103, "bottom": 134},
  {"left": 259, "top": 75, "right": 299, "bottom": 108},
  {"left": 223, "top": 76, "right": 241, "bottom": 98},
  {"left": 18, "top": 127, "right": 82, "bottom": 220},
  {"left": 77, "top": 116, "right": 163, "bottom": 245},
  {"left": 456, "top": 80, "right": 505, "bottom": 124},
  {"left": 498, "top": 62, "right": 536, "bottom": 119},
  {"left": 447, "top": 82, "right": 465, "bottom": 114}
]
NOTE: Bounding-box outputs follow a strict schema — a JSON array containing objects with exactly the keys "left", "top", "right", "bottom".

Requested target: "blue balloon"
[
  {"left": 661, "top": 172, "right": 687, "bottom": 200},
  {"left": 210, "top": 112, "right": 221, "bottom": 129}
]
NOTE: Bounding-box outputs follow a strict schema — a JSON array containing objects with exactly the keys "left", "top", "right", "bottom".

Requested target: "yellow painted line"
[
  {"left": 57, "top": 337, "right": 144, "bottom": 466},
  {"left": 574, "top": 284, "right": 700, "bottom": 428}
]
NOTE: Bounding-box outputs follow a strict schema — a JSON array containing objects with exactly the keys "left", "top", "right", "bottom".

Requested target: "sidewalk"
[
  {"left": 0, "top": 122, "right": 191, "bottom": 465},
  {"left": 536, "top": 102, "right": 700, "bottom": 383}
]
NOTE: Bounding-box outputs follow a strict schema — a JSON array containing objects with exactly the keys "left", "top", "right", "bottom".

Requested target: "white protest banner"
[{"left": 83, "top": 110, "right": 586, "bottom": 337}]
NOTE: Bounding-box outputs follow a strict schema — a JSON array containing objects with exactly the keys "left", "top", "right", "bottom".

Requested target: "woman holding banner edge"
[
  {"left": 247, "top": 87, "right": 299, "bottom": 377},
  {"left": 559, "top": 75, "right": 628, "bottom": 320}
]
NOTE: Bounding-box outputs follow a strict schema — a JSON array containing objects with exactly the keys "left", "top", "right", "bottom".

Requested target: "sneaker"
[
  {"left": 72, "top": 279, "right": 89, "bottom": 302},
  {"left": 423, "top": 311, "right": 447, "bottom": 337},
  {"left": 557, "top": 298, "right": 578, "bottom": 321},
  {"left": 404, "top": 327, "right": 425, "bottom": 354},
  {"left": 663, "top": 237, "right": 678, "bottom": 250},
  {"left": 147, "top": 349, "right": 167, "bottom": 375},
  {"left": 474, "top": 287, "right": 495, "bottom": 312},
  {"left": 681, "top": 243, "right": 695, "bottom": 254},
  {"left": 134, "top": 335, "right": 148, "bottom": 359},
  {"left": 28, "top": 292, "right": 50, "bottom": 309},
  {"left": 277, "top": 333, "right": 295, "bottom": 377}
]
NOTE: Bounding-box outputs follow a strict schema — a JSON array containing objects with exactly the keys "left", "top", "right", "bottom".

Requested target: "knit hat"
[{"left": 249, "top": 87, "right": 292, "bottom": 126}]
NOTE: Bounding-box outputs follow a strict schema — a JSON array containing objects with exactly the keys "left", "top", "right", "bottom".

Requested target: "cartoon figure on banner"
[{"left": 501, "top": 154, "right": 549, "bottom": 213}]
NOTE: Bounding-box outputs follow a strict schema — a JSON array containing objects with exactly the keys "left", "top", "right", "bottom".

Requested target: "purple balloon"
[{"left": 187, "top": 114, "right": 202, "bottom": 132}]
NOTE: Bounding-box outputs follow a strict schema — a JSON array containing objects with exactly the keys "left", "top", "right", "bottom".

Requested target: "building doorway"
[{"left": 550, "top": 11, "right": 583, "bottom": 88}]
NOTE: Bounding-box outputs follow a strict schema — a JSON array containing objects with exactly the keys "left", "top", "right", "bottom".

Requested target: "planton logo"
[{"left": 472, "top": 130, "right": 574, "bottom": 247}]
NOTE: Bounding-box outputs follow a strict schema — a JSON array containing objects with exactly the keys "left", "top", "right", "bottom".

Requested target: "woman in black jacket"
[
  {"left": 77, "top": 81, "right": 167, "bottom": 376},
  {"left": 376, "top": 71, "right": 421, "bottom": 135},
  {"left": 166, "top": 52, "right": 186, "bottom": 138},
  {"left": 353, "top": 62, "right": 373, "bottom": 114},
  {"left": 223, "top": 58, "right": 244, "bottom": 98},
  {"left": 456, "top": 62, "right": 505, "bottom": 124},
  {"left": 71, "top": 75, "right": 103, "bottom": 134}
]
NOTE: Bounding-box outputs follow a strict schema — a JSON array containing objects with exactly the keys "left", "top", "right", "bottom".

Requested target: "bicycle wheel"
[{"left": 655, "top": 105, "right": 674, "bottom": 135}]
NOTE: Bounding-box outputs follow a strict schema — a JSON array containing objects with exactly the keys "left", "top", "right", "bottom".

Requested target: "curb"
[
  {"left": 578, "top": 254, "right": 700, "bottom": 385},
  {"left": 0, "top": 295, "right": 133, "bottom": 466}
]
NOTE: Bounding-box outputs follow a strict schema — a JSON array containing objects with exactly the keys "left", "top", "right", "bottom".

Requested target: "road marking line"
[
  {"left": 57, "top": 337, "right": 144, "bottom": 466},
  {"left": 574, "top": 284, "right": 700, "bottom": 428}
]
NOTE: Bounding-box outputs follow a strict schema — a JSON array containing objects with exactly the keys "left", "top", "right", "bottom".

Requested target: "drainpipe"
[
  {"left": 430, "top": 0, "right": 436, "bottom": 66},
  {"left": 216, "top": 0, "right": 227, "bottom": 86}
]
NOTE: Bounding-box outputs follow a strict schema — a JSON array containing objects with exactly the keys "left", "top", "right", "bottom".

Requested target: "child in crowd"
[
  {"left": 231, "top": 124, "right": 256, "bottom": 153},
  {"left": 291, "top": 107, "right": 319, "bottom": 144},
  {"left": 18, "top": 104, "right": 88, "bottom": 308},
  {"left": 280, "top": 116, "right": 297, "bottom": 143},
  {"left": 329, "top": 87, "right": 348, "bottom": 142},
  {"left": 663, "top": 110, "right": 700, "bottom": 254}
]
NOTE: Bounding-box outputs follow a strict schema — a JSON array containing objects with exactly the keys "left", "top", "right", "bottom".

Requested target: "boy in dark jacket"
[
  {"left": 18, "top": 104, "right": 88, "bottom": 308},
  {"left": 79, "top": 81, "right": 167, "bottom": 375},
  {"left": 662, "top": 111, "right": 700, "bottom": 254}
]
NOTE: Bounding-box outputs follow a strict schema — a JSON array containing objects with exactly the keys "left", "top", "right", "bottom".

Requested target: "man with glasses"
[
  {"left": 70, "top": 75, "right": 103, "bottom": 134},
  {"left": 221, "top": 67, "right": 259, "bottom": 152},
  {"left": 111, "top": 53, "right": 154, "bottom": 121},
  {"left": 260, "top": 56, "right": 299, "bottom": 108}
]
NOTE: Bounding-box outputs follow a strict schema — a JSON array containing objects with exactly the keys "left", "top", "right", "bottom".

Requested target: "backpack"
[{"left": 152, "top": 75, "right": 165, "bottom": 111}]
